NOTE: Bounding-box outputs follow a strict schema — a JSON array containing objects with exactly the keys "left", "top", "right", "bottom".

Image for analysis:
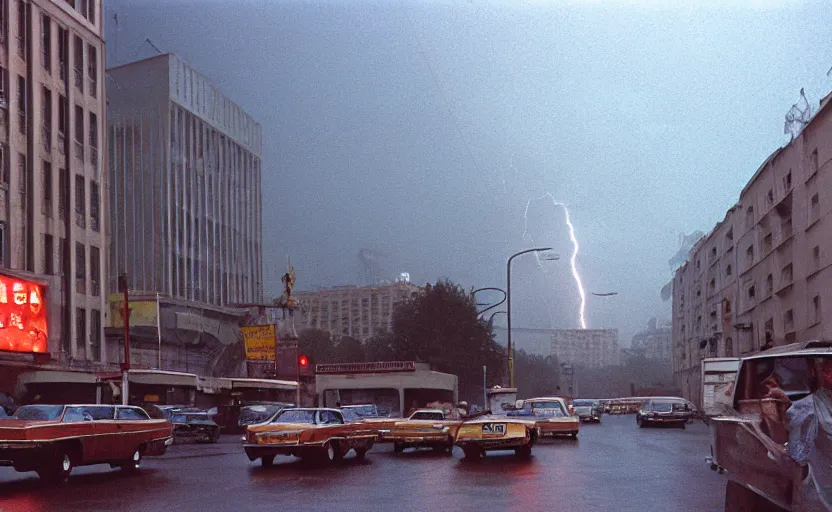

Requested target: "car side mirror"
[{"left": 514, "top": 400, "right": 525, "bottom": 410}]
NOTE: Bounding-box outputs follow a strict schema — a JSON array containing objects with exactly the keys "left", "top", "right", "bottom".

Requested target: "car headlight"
[{"left": 441, "top": 426, "right": 450, "bottom": 433}]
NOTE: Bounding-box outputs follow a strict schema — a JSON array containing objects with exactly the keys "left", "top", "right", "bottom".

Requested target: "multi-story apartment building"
[
  {"left": 294, "top": 282, "right": 422, "bottom": 340},
  {"left": 672, "top": 91, "right": 832, "bottom": 406},
  {"left": 550, "top": 328, "right": 620, "bottom": 368},
  {"left": 0, "top": 0, "right": 107, "bottom": 361},
  {"left": 106, "top": 54, "right": 263, "bottom": 306}
]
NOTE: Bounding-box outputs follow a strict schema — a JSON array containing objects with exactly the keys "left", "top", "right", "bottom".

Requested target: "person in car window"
[{"left": 785, "top": 358, "right": 832, "bottom": 510}]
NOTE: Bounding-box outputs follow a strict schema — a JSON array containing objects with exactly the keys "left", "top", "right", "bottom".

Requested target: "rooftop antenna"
[{"left": 784, "top": 87, "right": 811, "bottom": 141}]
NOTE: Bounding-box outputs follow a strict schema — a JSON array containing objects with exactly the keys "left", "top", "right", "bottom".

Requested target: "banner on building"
[
  {"left": 242, "top": 324, "right": 277, "bottom": 360},
  {"left": 108, "top": 294, "right": 158, "bottom": 327}
]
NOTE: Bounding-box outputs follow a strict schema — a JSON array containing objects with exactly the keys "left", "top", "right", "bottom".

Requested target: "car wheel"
[
  {"left": 321, "top": 441, "right": 337, "bottom": 464},
  {"left": 261, "top": 454, "right": 275, "bottom": 468},
  {"left": 38, "top": 448, "right": 73, "bottom": 484},
  {"left": 638, "top": 419, "right": 646, "bottom": 428},
  {"left": 121, "top": 447, "right": 142, "bottom": 473},
  {"left": 679, "top": 422, "right": 686, "bottom": 430},
  {"left": 462, "top": 446, "right": 481, "bottom": 460},
  {"left": 515, "top": 445, "right": 532, "bottom": 458},
  {"left": 354, "top": 447, "right": 368, "bottom": 461},
  {"left": 211, "top": 429, "right": 220, "bottom": 443},
  {"left": 570, "top": 432, "right": 578, "bottom": 439},
  {"left": 393, "top": 442, "right": 404, "bottom": 454}
]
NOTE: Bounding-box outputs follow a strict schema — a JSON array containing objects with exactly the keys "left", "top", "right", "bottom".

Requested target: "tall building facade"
[
  {"left": 0, "top": 0, "right": 107, "bottom": 361},
  {"left": 550, "top": 329, "right": 620, "bottom": 368},
  {"left": 294, "top": 282, "right": 421, "bottom": 340},
  {"left": 672, "top": 92, "right": 832, "bottom": 406},
  {"left": 630, "top": 319, "right": 672, "bottom": 362},
  {"left": 106, "top": 54, "right": 263, "bottom": 306}
]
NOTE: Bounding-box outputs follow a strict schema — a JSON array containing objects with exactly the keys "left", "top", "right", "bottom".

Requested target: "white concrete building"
[
  {"left": 550, "top": 329, "right": 620, "bottom": 368},
  {"left": 0, "top": 0, "right": 107, "bottom": 361},
  {"left": 106, "top": 53, "right": 263, "bottom": 306},
  {"left": 294, "top": 282, "right": 421, "bottom": 340}
]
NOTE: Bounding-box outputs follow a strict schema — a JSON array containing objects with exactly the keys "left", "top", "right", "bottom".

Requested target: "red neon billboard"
[{"left": 0, "top": 275, "right": 48, "bottom": 354}]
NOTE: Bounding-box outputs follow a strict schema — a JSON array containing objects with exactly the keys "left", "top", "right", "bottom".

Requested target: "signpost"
[{"left": 242, "top": 325, "right": 277, "bottom": 360}]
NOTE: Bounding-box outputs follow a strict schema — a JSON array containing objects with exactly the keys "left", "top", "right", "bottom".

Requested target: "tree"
[
  {"left": 333, "top": 336, "right": 365, "bottom": 363},
  {"left": 297, "top": 328, "right": 336, "bottom": 367},
  {"left": 514, "top": 350, "right": 560, "bottom": 398},
  {"left": 363, "top": 331, "right": 396, "bottom": 362},
  {"left": 389, "top": 279, "right": 504, "bottom": 402}
]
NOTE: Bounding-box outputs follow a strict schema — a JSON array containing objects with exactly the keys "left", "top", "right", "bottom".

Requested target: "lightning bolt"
[{"left": 523, "top": 193, "right": 588, "bottom": 329}]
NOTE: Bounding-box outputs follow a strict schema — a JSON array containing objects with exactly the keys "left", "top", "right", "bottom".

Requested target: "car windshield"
[
  {"left": 272, "top": 410, "right": 316, "bottom": 424},
  {"left": 647, "top": 402, "right": 674, "bottom": 412},
  {"left": 13, "top": 405, "right": 64, "bottom": 421},
  {"left": 411, "top": 412, "right": 444, "bottom": 420},
  {"left": 240, "top": 405, "right": 282, "bottom": 423},
  {"left": 343, "top": 405, "right": 378, "bottom": 418}
]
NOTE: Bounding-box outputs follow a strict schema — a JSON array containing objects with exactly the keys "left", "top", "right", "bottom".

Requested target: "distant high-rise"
[
  {"left": 551, "top": 329, "right": 620, "bottom": 368},
  {"left": 0, "top": 0, "right": 108, "bottom": 361},
  {"left": 107, "top": 54, "right": 263, "bottom": 305}
]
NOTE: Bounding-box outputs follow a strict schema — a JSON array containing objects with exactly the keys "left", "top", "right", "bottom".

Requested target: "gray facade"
[{"left": 107, "top": 54, "right": 263, "bottom": 306}]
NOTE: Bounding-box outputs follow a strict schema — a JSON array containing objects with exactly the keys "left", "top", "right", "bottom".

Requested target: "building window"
[
  {"left": 58, "top": 26, "right": 68, "bottom": 82},
  {"left": 88, "top": 112, "right": 97, "bottom": 167},
  {"left": 73, "top": 36, "right": 83, "bottom": 90},
  {"left": 710, "top": 246, "right": 717, "bottom": 259},
  {"left": 725, "top": 228, "right": 733, "bottom": 243},
  {"left": 784, "top": 170, "right": 792, "bottom": 190},
  {"left": 90, "top": 309, "right": 101, "bottom": 361},
  {"left": 16, "top": 0, "right": 26, "bottom": 59},
  {"left": 709, "top": 278, "right": 716, "bottom": 291},
  {"left": 781, "top": 217, "right": 793, "bottom": 241},
  {"left": 75, "top": 307, "right": 86, "bottom": 358},
  {"left": 810, "top": 149, "right": 819, "bottom": 176},
  {"left": 17, "top": 153, "right": 25, "bottom": 194},
  {"left": 766, "top": 189, "right": 773, "bottom": 207},
  {"left": 41, "top": 87, "right": 51, "bottom": 152},
  {"left": 766, "top": 273, "right": 773, "bottom": 294},
  {"left": 784, "top": 309, "right": 794, "bottom": 333},
  {"left": 74, "top": 105, "right": 83, "bottom": 159},
  {"left": 0, "top": 222, "right": 5, "bottom": 267},
  {"left": 75, "top": 242, "right": 85, "bottom": 294},
  {"left": 90, "top": 180, "right": 99, "bottom": 231},
  {"left": 781, "top": 263, "right": 793, "bottom": 286},
  {"left": 813, "top": 246, "right": 821, "bottom": 270},
  {"left": 85, "top": 0, "right": 95, "bottom": 24},
  {"left": 42, "top": 160, "right": 52, "bottom": 217},
  {"left": 746, "top": 205, "right": 754, "bottom": 226},
  {"left": 0, "top": 0, "right": 6, "bottom": 45},
  {"left": 763, "top": 233, "right": 772, "bottom": 253},
  {"left": 90, "top": 245, "right": 99, "bottom": 296},
  {"left": 811, "top": 295, "right": 822, "bottom": 325},
  {"left": 58, "top": 95, "right": 67, "bottom": 153},
  {"left": 58, "top": 168, "right": 67, "bottom": 219},
  {"left": 44, "top": 234, "right": 53, "bottom": 275},
  {"left": 74, "top": 174, "right": 85, "bottom": 228},
  {"left": 726, "top": 264, "right": 732, "bottom": 277},
  {"left": 810, "top": 193, "right": 820, "bottom": 224},
  {"left": 17, "top": 75, "right": 25, "bottom": 134},
  {"left": 696, "top": 259, "right": 700, "bottom": 271},
  {"left": 86, "top": 44, "right": 96, "bottom": 97},
  {"left": 746, "top": 245, "right": 754, "bottom": 267},
  {"left": 748, "top": 285, "right": 755, "bottom": 300},
  {"left": 0, "top": 66, "right": 7, "bottom": 109},
  {"left": 0, "top": 144, "right": 7, "bottom": 185},
  {"left": 40, "top": 14, "right": 50, "bottom": 73}
]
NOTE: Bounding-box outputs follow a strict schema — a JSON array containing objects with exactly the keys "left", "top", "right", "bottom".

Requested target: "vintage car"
[
  {"left": 455, "top": 413, "right": 537, "bottom": 459},
  {"left": 244, "top": 408, "right": 377, "bottom": 466},
  {"left": 707, "top": 341, "right": 832, "bottom": 512},
  {"left": 636, "top": 398, "right": 691, "bottom": 429},
  {"left": 340, "top": 404, "right": 381, "bottom": 421},
  {"left": 512, "top": 398, "right": 580, "bottom": 438},
  {"left": 380, "top": 408, "right": 462, "bottom": 454},
  {"left": 0, "top": 404, "right": 172, "bottom": 482},
  {"left": 170, "top": 409, "right": 221, "bottom": 443},
  {"left": 572, "top": 399, "right": 602, "bottom": 423}
]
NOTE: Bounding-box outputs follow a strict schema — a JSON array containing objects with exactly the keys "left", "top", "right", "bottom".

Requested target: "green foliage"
[{"left": 514, "top": 350, "right": 560, "bottom": 398}]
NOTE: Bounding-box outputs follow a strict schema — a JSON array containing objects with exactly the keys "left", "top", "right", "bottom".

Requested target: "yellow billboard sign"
[
  {"left": 242, "top": 324, "right": 276, "bottom": 361},
  {"left": 108, "top": 294, "right": 158, "bottom": 328}
]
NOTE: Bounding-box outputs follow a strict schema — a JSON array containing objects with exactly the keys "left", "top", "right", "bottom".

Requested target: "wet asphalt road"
[{"left": 0, "top": 415, "right": 727, "bottom": 512}]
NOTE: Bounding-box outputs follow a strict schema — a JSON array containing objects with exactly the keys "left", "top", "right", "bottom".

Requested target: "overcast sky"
[{"left": 104, "top": 0, "right": 832, "bottom": 347}]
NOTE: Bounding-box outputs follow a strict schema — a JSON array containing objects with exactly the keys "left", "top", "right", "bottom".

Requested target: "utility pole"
[{"left": 118, "top": 273, "right": 130, "bottom": 405}]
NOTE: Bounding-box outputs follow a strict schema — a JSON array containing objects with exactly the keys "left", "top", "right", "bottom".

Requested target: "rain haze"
[{"left": 105, "top": 0, "right": 832, "bottom": 348}]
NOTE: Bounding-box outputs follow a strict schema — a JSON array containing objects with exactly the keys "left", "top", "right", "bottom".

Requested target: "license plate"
[{"left": 482, "top": 423, "right": 506, "bottom": 435}]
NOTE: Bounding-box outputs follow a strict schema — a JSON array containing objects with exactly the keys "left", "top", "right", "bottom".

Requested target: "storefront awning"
[{"left": 231, "top": 378, "right": 298, "bottom": 390}]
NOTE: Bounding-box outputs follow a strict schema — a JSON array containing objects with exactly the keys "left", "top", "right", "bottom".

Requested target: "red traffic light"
[{"left": 299, "top": 355, "right": 309, "bottom": 367}]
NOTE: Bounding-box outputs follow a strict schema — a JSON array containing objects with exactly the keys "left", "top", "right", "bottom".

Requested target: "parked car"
[
  {"left": 636, "top": 398, "right": 691, "bottom": 429},
  {"left": 169, "top": 409, "right": 221, "bottom": 443},
  {"left": 340, "top": 404, "right": 381, "bottom": 421},
  {"left": 707, "top": 340, "right": 832, "bottom": 511},
  {"left": 0, "top": 404, "right": 172, "bottom": 482},
  {"left": 455, "top": 413, "right": 538, "bottom": 459},
  {"left": 243, "top": 408, "right": 377, "bottom": 466},
  {"left": 382, "top": 408, "right": 462, "bottom": 454},
  {"left": 572, "top": 399, "right": 602, "bottom": 423}
]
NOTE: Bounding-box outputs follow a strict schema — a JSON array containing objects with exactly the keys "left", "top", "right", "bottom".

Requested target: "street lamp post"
[{"left": 506, "top": 248, "right": 555, "bottom": 388}]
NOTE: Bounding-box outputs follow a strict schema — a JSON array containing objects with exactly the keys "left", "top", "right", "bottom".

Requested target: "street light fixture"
[
  {"left": 472, "top": 287, "right": 507, "bottom": 317},
  {"left": 506, "top": 247, "right": 556, "bottom": 388}
]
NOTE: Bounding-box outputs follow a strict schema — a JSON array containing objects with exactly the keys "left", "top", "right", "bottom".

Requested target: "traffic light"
[{"left": 298, "top": 355, "right": 310, "bottom": 376}]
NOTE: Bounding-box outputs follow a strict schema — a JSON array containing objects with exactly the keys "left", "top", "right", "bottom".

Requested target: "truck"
[{"left": 700, "top": 357, "right": 740, "bottom": 423}]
